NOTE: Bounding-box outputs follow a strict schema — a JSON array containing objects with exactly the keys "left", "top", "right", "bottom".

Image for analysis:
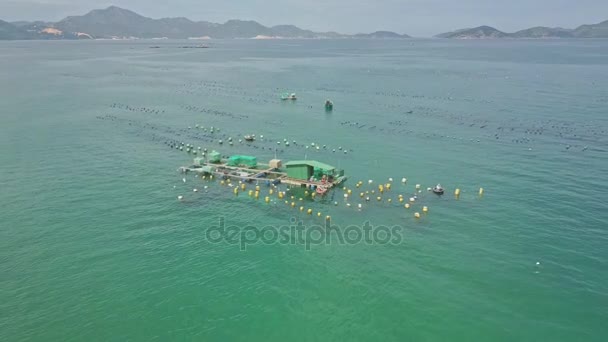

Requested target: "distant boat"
[
  {"left": 432, "top": 184, "right": 444, "bottom": 195},
  {"left": 244, "top": 135, "right": 255, "bottom": 142},
  {"left": 325, "top": 100, "right": 333, "bottom": 111},
  {"left": 281, "top": 93, "right": 297, "bottom": 100}
]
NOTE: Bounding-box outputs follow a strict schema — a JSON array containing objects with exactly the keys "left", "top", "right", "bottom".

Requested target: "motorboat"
[
  {"left": 432, "top": 184, "right": 444, "bottom": 195},
  {"left": 325, "top": 100, "right": 333, "bottom": 111},
  {"left": 316, "top": 186, "right": 328, "bottom": 196},
  {"left": 281, "top": 93, "right": 297, "bottom": 100}
]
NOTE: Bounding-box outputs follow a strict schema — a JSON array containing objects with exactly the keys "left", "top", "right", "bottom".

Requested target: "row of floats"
[{"left": 178, "top": 173, "right": 485, "bottom": 221}]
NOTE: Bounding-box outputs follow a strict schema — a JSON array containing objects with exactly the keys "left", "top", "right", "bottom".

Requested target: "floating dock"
[{"left": 180, "top": 155, "right": 347, "bottom": 191}]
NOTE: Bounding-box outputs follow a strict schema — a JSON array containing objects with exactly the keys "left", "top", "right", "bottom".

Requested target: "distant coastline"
[
  {"left": 435, "top": 21, "right": 608, "bottom": 39},
  {"left": 0, "top": 6, "right": 410, "bottom": 41},
  {"left": 1, "top": 6, "right": 606, "bottom": 41}
]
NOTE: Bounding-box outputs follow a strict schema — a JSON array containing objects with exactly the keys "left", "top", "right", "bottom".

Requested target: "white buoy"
[
  {"left": 368, "top": 179, "right": 373, "bottom": 184},
  {"left": 182, "top": 178, "right": 186, "bottom": 183},
  {"left": 388, "top": 178, "right": 393, "bottom": 182},
  {"left": 177, "top": 195, "right": 183, "bottom": 200},
  {"left": 204, "top": 186, "right": 208, "bottom": 189},
  {"left": 193, "top": 188, "right": 198, "bottom": 192},
  {"left": 402, "top": 178, "right": 407, "bottom": 183}
]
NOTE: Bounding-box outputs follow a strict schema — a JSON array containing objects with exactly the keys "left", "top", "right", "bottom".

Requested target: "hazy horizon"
[{"left": 1, "top": 0, "right": 607, "bottom": 37}]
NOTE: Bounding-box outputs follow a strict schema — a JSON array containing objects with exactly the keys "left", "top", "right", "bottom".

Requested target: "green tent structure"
[
  {"left": 208, "top": 150, "right": 221, "bottom": 163},
  {"left": 227, "top": 155, "right": 257, "bottom": 168}
]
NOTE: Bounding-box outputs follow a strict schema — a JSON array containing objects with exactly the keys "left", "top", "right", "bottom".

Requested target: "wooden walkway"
[{"left": 180, "top": 161, "right": 346, "bottom": 189}]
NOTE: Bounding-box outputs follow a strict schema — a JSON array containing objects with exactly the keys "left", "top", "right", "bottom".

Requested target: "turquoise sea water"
[{"left": 1, "top": 39, "right": 607, "bottom": 341}]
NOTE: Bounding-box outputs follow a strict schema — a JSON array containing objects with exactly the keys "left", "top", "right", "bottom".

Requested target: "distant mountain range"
[
  {"left": 2, "top": 6, "right": 607, "bottom": 40},
  {"left": 0, "top": 6, "right": 410, "bottom": 40},
  {"left": 436, "top": 20, "right": 608, "bottom": 39}
]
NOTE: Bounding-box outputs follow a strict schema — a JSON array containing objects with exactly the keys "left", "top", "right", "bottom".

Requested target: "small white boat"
[
  {"left": 281, "top": 93, "right": 297, "bottom": 100},
  {"left": 432, "top": 184, "right": 444, "bottom": 195}
]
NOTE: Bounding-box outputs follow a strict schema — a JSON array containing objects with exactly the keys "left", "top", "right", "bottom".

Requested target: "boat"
[
  {"left": 316, "top": 186, "right": 328, "bottom": 196},
  {"left": 325, "top": 100, "right": 333, "bottom": 111},
  {"left": 432, "top": 184, "right": 444, "bottom": 195},
  {"left": 244, "top": 135, "right": 255, "bottom": 142},
  {"left": 281, "top": 92, "right": 297, "bottom": 100}
]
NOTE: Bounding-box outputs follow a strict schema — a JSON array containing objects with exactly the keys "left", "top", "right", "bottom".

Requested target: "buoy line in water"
[
  {"left": 170, "top": 78, "right": 606, "bottom": 153},
  {"left": 96, "top": 114, "right": 359, "bottom": 158},
  {"left": 176, "top": 172, "right": 486, "bottom": 223}
]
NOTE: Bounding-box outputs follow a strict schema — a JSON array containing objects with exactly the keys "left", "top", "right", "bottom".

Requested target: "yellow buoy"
[
  {"left": 248, "top": 190, "right": 253, "bottom": 196},
  {"left": 317, "top": 212, "right": 321, "bottom": 217},
  {"left": 405, "top": 203, "right": 410, "bottom": 209},
  {"left": 209, "top": 175, "right": 214, "bottom": 180},
  {"left": 233, "top": 188, "right": 238, "bottom": 195},
  {"left": 220, "top": 180, "right": 225, "bottom": 185},
  {"left": 347, "top": 189, "right": 352, "bottom": 195},
  {"left": 399, "top": 197, "right": 404, "bottom": 203},
  {"left": 300, "top": 206, "right": 304, "bottom": 212},
  {"left": 414, "top": 212, "right": 421, "bottom": 218},
  {"left": 269, "top": 188, "right": 274, "bottom": 195},
  {"left": 326, "top": 215, "right": 331, "bottom": 221},
  {"left": 265, "top": 196, "right": 270, "bottom": 203},
  {"left": 387, "top": 198, "right": 392, "bottom": 203},
  {"left": 311, "top": 192, "right": 316, "bottom": 198},
  {"left": 285, "top": 200, "right": 289, "bottom": 205},
  {"left": 305, "top": 191, "right": 309, "bottom": 196},
  {"left": 386, "top": 183, "right": 391, "bottom": 190},
  {"left": 307, "top": 209, "right": 312, "bottom": 215},
  {"left": 360, "top": 192, "right": 364, "bottom": 198},
  {"left": 423, "top": 206, "right": 428, "bottom": 213},
  {"left": 291, "top": 195, "right": 295, "bottom": 200},
  {"left": 455, "top": 188, "right": 460, "bottom": 196},
  {"left": 291, "top": 202, "right": 295, "bottom": 208},
  {"left": 377, "top": 196, "right": 382, "bottom": 201},
  {"left": 240, "top": 183, "right": 246, "bottom": 190},
  {"left": 479, "top": 187, "right": 484, "bottom": 196},
  {"left": 255, "top": 191, "right": 259, "bottom": 198},
  {"left": 255, "top": 185, "right": 260, "bottom": 191}
]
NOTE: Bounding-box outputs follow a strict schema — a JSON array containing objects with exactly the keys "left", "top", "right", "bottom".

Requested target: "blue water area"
[{"left": 1, "top": 39, "right": 607, "bottom": 341}]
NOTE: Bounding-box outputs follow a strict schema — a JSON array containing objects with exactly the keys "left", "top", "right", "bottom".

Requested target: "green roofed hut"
[
  {"left": 227, "top": 155, "right": 257, "bottom": 168},
  {"left": 284, "top": 160, "right": 337, "bottom": 181},
  {"left": 208, "top": 150, "right": 221, "bottom": 163}
]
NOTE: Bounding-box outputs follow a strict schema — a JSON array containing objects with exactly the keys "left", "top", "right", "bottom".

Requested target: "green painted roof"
[{"left": 284, "top": 160, "right": 335, "bottom": 171}]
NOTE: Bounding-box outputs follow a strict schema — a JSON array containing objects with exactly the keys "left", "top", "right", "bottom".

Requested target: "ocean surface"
[{"left": 1, "top": 39, "right": 607, "bottom": 341}]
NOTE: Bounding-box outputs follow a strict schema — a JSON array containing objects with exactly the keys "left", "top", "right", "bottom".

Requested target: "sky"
[{"left": 1, "top": 0, "right": 607, "bottom": 37}]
